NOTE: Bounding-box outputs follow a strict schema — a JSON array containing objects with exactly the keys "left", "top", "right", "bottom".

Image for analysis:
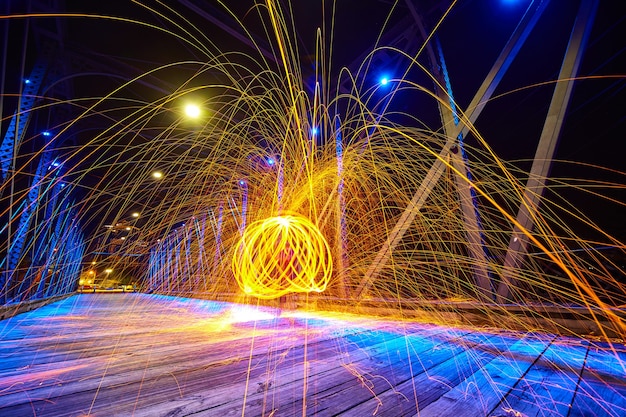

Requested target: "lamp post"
[{"left": 238, "top": 179, "right": 248, "bottom": 235}]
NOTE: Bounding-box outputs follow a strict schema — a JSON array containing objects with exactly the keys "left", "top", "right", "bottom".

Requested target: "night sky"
[{"left": 1, "top": 0, "right": 625, "bottom": 241}]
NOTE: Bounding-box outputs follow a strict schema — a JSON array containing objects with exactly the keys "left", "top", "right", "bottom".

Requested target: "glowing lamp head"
[
  {"left": 42, "top": 131, "right": 51, "bottom": 137},
  {"left": 380, "top": 76, "right": 390, "bottom": 86},
  {"left": 267, "top": 157, "right": 275, "bottom": 166},
  {"left": 152, "top": 171, "right": 163, "bottom": 179},
  {"left": 311, "top": 127, "right": 319, "bottom": 136},
  {"left": 184, "top": 104, "right": 201, "bottom": 118},
  {"left": 239, "top": 179, "right": 247, "bottom": 187}
]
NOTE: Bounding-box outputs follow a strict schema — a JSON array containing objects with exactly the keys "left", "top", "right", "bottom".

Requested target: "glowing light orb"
[
  {"left": 184, "top": 103, "right": 201, "bottom": 118},
  {"left": 232, "top": 215, "right": 333, "bottom": 299}
]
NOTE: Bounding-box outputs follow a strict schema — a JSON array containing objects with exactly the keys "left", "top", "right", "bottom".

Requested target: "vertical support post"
[
  {"left": 183, "top": 226, "right": 192, "bottom": 293},
  {"left": 43, "top": 205, "right": 74, "bottom": 298},
  {"left": 2, "top": 152, "right": 55, "bottom": 301},
  {"left": 0, "top": 61, "right": 47, "bottom": 182},
  {"left": 173, "top": 231, "right": 182, "bottom": 293},
  {"left": 212, "top": 203, "right": 224, "bottom": 283},
  {"left": 20, "top": 177, "right": 64, "bottom": 299},
  {"left": 147, "top": 248, "right": 156, "bottom": 291},
  {"left": 35, "top": 199, "right": 69, "bottom": 299},
  {"left": 1, "top": 61, "right": 47, "bottom": 304},
  {"left": 335, "top": 116, "right": 348, "bottom": 298},
  {"left": 239, "top": 180, "right": 248, "bottom": 235},
  {"left": 355, "top": 0, "right": 549, "bottom": 298},
  {"left": 277, "top": 160, "right": 284, "bottom": 211},
  {"left": 435, "top": 38, "right": 493, "bottom": 301},
  {"left": 196, "top": 215, "right": 206, "bottom": 291},
  {"left": 497, "top": 0, "right": 598, "bottom": 302}
]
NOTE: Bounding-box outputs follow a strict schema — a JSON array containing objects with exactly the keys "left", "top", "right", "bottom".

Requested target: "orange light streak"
[{"left": 232, "top": 215, "right": 332, "bottom": 299}]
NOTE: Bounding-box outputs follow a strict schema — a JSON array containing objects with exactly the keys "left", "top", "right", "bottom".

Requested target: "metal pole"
[
  {"left": 496, "top": 0, "right": 598, "bottom": 303},
  {"left": 356, "top": 0, "right": 549, "bottom": 297}
]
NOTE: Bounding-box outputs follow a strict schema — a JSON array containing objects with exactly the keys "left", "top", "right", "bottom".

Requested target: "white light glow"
[{"left": 185, "top": 104, "right": 201, "bottom": 118}]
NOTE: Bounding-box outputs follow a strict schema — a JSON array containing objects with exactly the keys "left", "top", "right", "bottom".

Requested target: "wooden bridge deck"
[{"left": 0, "top": 294, "right": 624, "bottom": 417}]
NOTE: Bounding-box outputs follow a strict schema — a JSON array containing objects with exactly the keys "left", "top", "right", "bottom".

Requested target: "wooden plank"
[
  {"left": 0, "top": 295, "right": 419, "bottom": 416},
  {"left": 0, "top": 296, "right": 275, "bottom": 411},
  {"left": 231, "top": 327, "right": 477, "bottom": 417},
  {"left": 0, "top": 323, "right": 356, "bottom": 414},
  {"left": 119, "top": 322, "right": 454, "bottom": 416},
  {"left": 489, "top": 338, "right": 588, "bottom": 416},
  {"left": 569, "top": 342, "right": 626, "bottom": 417},
  {"left": 1, "top": 294, "right": 625, "bottom": 417},
  {"left": 0, "top": 318, "right": 294, "bottom": 392},
  {"left": 333, "top": 331, "right": 531, "bottom": 416},
  {"left": 414, "top": 334, "right": 555, "bottom": 416}
]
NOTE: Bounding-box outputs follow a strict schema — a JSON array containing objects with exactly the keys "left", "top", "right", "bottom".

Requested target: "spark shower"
[{"left": 1, "top": 0, "right": 624, "bottom": 338}]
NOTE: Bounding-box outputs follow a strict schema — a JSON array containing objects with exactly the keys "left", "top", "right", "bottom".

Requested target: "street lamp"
[{"left": 184, "top": 103, "right": 201, "bottom": 118}]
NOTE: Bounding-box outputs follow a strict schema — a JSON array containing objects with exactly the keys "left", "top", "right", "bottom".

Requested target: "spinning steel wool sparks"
[
  {"left": 0, "top": 0, "right": 623, "bottom": 333},
  {"left": 232, "top": 214, "right": 332, "bottom": 298},
  {"left": 0, "top": 1, "right": 625, "bottom": 416}
]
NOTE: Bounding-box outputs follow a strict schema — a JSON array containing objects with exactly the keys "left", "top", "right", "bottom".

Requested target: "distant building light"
[{"left": 24, "top": 79, "right": 31, "bottom": 84}]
